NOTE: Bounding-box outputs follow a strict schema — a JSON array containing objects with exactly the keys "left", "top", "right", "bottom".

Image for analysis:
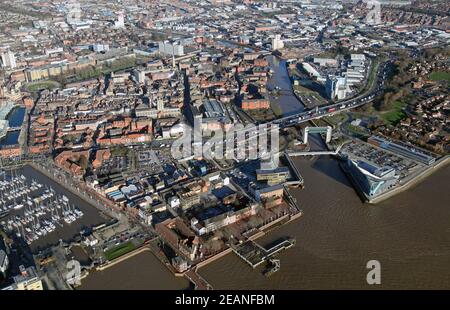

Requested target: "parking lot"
[
  {"left": 136, "top": 144, "right": 173, "bottom": 173},
  {"left": 100, "top": 230, "right": 145, "bottom": 253},
  {"left": 341, "top": 140, "right": 423, "bottom": 179}
]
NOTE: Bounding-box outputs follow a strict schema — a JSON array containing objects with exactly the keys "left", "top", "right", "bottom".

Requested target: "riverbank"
[
  {"left": 369, "top": 155, "right": 450, "bottom": 204},
  {"left": 96, "top": 245, "right": 152, "bottom": 271},
  {"left": 340, "top": 155, "right": 450, "bottom": 205}
]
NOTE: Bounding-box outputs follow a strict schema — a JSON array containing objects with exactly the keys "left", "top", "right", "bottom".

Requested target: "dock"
[
  {"left": 185, "top": 268, "right": 213, "bottom": 290},
  {"left": 231, "top": 237, "right": 296, "bottom": 268},
  {"left": 263, "top": 259, "right": 280, "bottom": 277},
  {"left": 283, "top": 153, "right": 304, "bottom": 188}
]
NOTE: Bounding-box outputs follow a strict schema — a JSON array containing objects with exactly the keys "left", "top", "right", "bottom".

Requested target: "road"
[
  {"left": 271, "top": 59, "right": 391, "bottom": 128},
  {"left": 198, "top": 58, "right": 390, "bottom": 154}
]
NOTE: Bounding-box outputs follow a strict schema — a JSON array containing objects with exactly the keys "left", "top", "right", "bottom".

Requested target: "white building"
[
  {"left": 92, "top": 44, "right": 109, "bottom": 52},
  {"left": 45, "top": 47, "right": 64, "bottom": 56},
  {"left": 301, "top": 62, "right": 323, "bottom": 81},
  {"left": 271, "top": 34, "right": 284, "bottom": 51},
  {"left": 158, "top": 41, "right": 184, "bottom": 56},
  {"left": 83, "top": 236, "right": 99, "bottom": 247},
  {"left": 168, "top": 196, "right": 180, "bottom": 208},
  {"left": 138, "top": 206, "right": 153, "bottom": 225},
  {"left": 351, "top": 54, "right": 366, "bottom": 62},
  {"left": 326, "top": 76, "right": 350, "bottom": 101},
  {"left": 114, "top": 12, "right": 125, "bottom": 28},
  {"left": 1, "top": 50, "right": 17, "bottom": 69},
  {"left": 0, "top": 238, "right": 9, "bottom": 276},
  {"left": 133, "top": 69, "right": 147, "bottom": 84},
  {"left": 313, "top": 57, "right": 338, "bottom": 67}
]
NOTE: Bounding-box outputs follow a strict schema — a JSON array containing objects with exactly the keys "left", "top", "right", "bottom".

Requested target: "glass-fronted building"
[{"left": 346, "top": 159, "right": 399, "bottom": 199}]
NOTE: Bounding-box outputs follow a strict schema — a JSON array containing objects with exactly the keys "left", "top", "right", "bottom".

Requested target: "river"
[
  {"left": 198, "top": 155, "right": 450, "bottom": 289},
  {"left": 197, "top": 63, "right": 450, "bottom": 289},
  {"left": 76, "top": 53, "right": 449, "bottom": 290},
  {"left": 267, "top": 56, "right": 305, "bottom": 117},
  {"left": 78, "top": 250, "right": 191, "bottom": 290}
]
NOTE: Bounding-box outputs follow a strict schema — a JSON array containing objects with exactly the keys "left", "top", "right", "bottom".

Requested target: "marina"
[
  {"left": 0, "top": 169, "right": 85, "bottom": 245},
  {"left": 0, "top": 166, "right": 109, "bottom": 252}
]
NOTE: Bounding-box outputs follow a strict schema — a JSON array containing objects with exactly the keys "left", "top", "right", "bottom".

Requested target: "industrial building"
[
  {"left": 271, "top": 34, "right": 284, "bottom": 51},
  {"left": 368, "top": 136, "right": 436, "bottom": 166}
]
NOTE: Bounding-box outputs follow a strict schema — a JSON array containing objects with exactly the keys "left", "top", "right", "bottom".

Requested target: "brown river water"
[
  {"left": 199, "top": 155, "right": 450, "bottom": 289},
  {"left": 79, "top": 250, "right": 190, "bottom": 290}
]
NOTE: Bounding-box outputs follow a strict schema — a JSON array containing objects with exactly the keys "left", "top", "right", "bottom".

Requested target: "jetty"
[
  {"left": 263, "top": 258, "right": 281, "bottom": 277},
  {"left": 185, "top": 268, "right": 213, "bottom": 290},
  {"left": 231, "top": 237, "right": 296, "bottom": 268}
]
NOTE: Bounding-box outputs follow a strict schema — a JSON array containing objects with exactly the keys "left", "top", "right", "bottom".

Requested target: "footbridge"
[
  {"left": 7, "top": 126, "right": 21, "bottom": 132},
  {"left": 287, "top": 143, "right": 344, "bottom": 157}
]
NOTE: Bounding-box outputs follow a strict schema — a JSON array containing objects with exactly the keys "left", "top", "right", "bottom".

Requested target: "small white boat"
[{"left": 13, "top": 204, "right": 24, "bottom": 210}]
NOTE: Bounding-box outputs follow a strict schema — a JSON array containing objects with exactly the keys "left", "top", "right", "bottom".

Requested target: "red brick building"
[{"left": 241, "top": 98, "right": 270, "bottom": 110}]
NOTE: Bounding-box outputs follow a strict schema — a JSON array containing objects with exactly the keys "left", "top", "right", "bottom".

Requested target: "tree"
[{"left": 78, "top": 155, "right": 89, "bottom": 170}]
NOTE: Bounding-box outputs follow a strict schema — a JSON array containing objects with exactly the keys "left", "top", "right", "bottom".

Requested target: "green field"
[
  {"left": 270, "top": 102, "right": 283, "bottom": 118},
  {"left": 104, "top": 241, "right": 136, "bottom": 261},
  {"left": 347, "top": 124, "right": 370, "bottom": 137},
  {"left": 324, "top": 113, "right": 349, "bottom": 126},
  {"left": 363, "top": 57, "right": 382, "bottom": 93},
  {"left": 429, "top": 71, "right": 450, "bottom": 82},
  {"left": 380, "top": 101, "right": 406, "bottom": 125},
  {"left": 26, "top": 80, "right": 60, "bottom": 92}
]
